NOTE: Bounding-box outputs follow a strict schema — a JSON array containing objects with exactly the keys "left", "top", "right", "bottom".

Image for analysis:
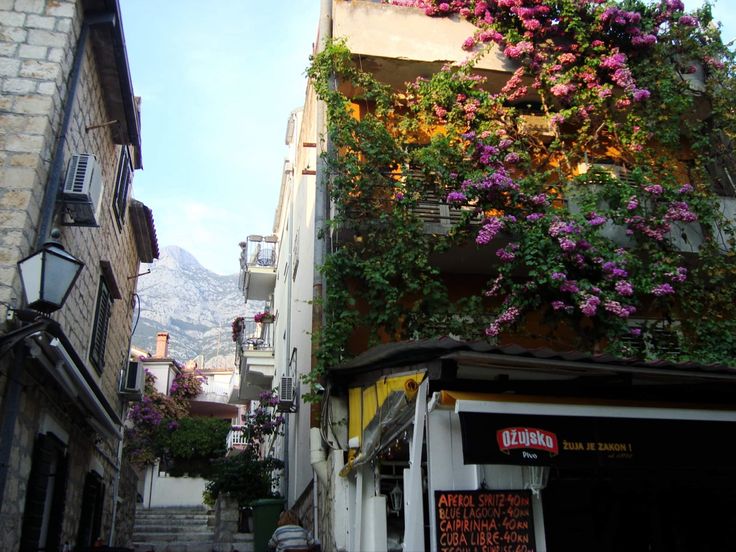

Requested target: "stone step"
[
  {"left": 135, "top": 512, "right": 212, "bottom": 519},
  {"left": 133, "top": 527, "right": 213, "bottom": 536},
  {"left": 129, "top": 540, "right": 253, "bottom": 550},
  {"left": 132, "top": 531, "right": 215, "bottom": 543}
]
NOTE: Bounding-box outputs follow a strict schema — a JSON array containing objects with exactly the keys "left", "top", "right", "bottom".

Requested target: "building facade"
[
  {"left": 238, "top": 1, "right": 736, "bottom": 551},
  {"left": 0, "top": 0, "right": 156, "bottom": 549}
]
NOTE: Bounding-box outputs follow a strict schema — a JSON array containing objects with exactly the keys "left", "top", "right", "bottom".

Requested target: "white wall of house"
[
  {"left": 272, "top": 104, "right": 321, "bottom": 507},
  {"left": 142, "top": 360, "right": 178, "bottom": 395},
  {"left": 140, "top": 463, "right": 208, "bottom": 509}
]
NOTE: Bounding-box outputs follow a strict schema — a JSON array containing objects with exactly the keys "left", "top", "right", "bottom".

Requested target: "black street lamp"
[
  {"left": 0, "top": 230, "right": 84, "bottom": 510},
  {"left": 17, "top": 230, "right": 84, "bottom": 314}
]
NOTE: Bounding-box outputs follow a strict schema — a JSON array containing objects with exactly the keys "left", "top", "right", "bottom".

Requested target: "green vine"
[{"left": 305, "top": 1, "right": 736, "bottom": 388}]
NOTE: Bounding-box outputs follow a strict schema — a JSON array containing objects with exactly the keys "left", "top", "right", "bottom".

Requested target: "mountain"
[{"left": 132, "top": 245, "right": 250, "bottom": 368}]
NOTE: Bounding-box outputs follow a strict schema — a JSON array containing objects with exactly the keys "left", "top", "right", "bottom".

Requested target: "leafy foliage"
[
  {"left": 306, "top": 0, "right": 736, "bottom": 383},
  {"left": 203, "top": 390, "right": 285, "bottom": 505}
]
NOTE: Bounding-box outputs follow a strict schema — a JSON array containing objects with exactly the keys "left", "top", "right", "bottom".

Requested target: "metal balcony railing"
[
  {"left": 239, "top": 234, "right": 278, "bottom": 270},
  {"left": 238, "top": 317, "right": 274, "bottom": 352}
]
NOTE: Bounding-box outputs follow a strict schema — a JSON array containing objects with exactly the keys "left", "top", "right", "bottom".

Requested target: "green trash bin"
[{"left": 251, "top": 497, "right": 285, "bottom": 552}]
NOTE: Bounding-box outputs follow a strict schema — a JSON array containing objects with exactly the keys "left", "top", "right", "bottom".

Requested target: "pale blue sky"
[
  {"left": 120, "top": 1, "right": 733, "bottom": 276},
  {"left": 121, "top": 0, "right": 321, "bottom": 275}
]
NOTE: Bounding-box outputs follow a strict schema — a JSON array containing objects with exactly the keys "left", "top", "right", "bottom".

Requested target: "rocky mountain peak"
[{"left": 132, "top": 246, "right": 247, "bottom": 367}]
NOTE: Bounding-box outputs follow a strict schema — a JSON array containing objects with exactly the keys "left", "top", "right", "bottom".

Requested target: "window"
[
  {"left": 89, "top": 279, "right": 112, "bottom": 373},
  {"left": 113, "top": 146, "right": 132, "bottom": 227},
  {"left": 19, "top": 433, "right": 68, "bottom": 552}
]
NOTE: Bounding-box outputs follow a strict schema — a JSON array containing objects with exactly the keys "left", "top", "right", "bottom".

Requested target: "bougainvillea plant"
[
  {"left": 125, "top": 368, "right": 206, "bottom": 467},
  {"left": 305, "top": 0, "right": 736, "bottom": 386},
  {"left": 231, "top": 316, "right": 244, "bottom": 342}
]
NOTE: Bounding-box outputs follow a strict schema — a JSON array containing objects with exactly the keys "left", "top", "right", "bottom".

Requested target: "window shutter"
[
  {"left": 113, "top": 147, "right": 132, "bottom": 227},
  {"left": 90, "top": 280, "right": 111, "bottom": 372},
  {"left": 19, "top": 434, "right": 67, "bottom": 552},
  {"left": 76, "top": 471, "right": 105, "bottom": 548}
]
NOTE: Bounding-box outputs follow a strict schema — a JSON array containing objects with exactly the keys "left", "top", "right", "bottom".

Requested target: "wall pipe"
[
  {"left": 310, "top": 0, "right": 333, "bottom": 543},
  {"left": 35, "top": 13, "right": 114, "bottom": 249}
]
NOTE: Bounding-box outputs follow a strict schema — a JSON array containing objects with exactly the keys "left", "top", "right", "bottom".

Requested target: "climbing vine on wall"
[{"left": 305, "top": 0, "right": 736, "bottom": 386}]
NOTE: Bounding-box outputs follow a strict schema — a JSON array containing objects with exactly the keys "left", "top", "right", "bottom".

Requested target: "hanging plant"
[{"left": 254, "top": 311, "right": 275, "bottom": 324}]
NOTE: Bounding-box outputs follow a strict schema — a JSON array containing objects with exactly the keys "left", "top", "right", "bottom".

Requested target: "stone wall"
[{"left": 0, "top": 0, "right": 146, "bottom": 550}]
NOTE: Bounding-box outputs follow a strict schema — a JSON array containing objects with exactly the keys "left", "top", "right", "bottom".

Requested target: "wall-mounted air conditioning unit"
[
  {"left": 120, "top": 360, "right": 144, "bottom": 397},
  {"left": 62, "top": 154, "right": 104, "bottom": 226},
  {"left": 277, "top": 376, "right": 296, "bottom": 412}
]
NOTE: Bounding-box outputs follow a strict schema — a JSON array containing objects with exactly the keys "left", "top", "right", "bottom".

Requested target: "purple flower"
[
  {"left": 551, "top": 272, "right": 566, "bottom": 281},
  {"left": 629, "top": 327, "right": 642, "bottom": 337},
  {"left": 652, "top": 283, "right": 675, "bottom": 296},
  {"left": 626, "top": 196, "right": 639, "bottom": 210},
  {"left": 615, "top": 280, "right": 634, "bottom": 296},
  {"left": 603, "top": 300, "right": 633, "bottom": 318},
  {"left": 496, "top": 243, "right": 518, "bottom": 262},
  {"left": 560, "top": 280, "right": 579, "bottom": 293},
  {"left": 559, "top": 238, "right": 577, "bottom": 251},
  {"left": 447, "top": 191, "right": 466, "bottom": 203},
  {"left": 504, "top": 152, "right": 520, "bottom": 164},
  {"left": 526, "top": 212, "right": 544, "bottom": 222},
  {"left": 644, "top": 184, "right": 663, "bottom": 195},
  {"left": 632, "top": 88, "right": 650, "bottom": 102},
  {"left": 587, "top": 213, "right": 607, "bottom": 226},
  {"left": 666, "top": 267, "right": 688, "bottom": 283},
  {"left": 579, "top": 295, "right": 601, "bottom": 317},
  {"left": 679, "top": 183, "right": 694, "bottom": 194},
  {"left": 476, "top": 218, "right": 504, "bottom": 245}
]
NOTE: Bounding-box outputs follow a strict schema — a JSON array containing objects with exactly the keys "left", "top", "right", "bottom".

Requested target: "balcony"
[
  {"left": 189, "top": 377, "right": 238, "bottom": 418},
  {"left": 237, "top": 317, "right": 275, "bottom": 401},
  {"left": 333, "top": 0, "right": 519, "bottom": 94},
  {"left": 227, "top": 425, "right": 248, "bottom": 451},
  {"left": 239, "top": 235, "right": 278, "bottom": 302}
]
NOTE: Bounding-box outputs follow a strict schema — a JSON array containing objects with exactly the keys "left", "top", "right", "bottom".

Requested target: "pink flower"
[
  {"left": 579, "top": 295, "right": 601, "bottom": 317},
  {"left": 678, "top": 15, "right": 698, "bottom": 27},
  {"left": 615, "top": 280, "right": 634, "bottom": 296}
]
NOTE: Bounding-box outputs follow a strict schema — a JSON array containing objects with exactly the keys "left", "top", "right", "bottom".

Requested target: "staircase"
[{"left": 131, "top": 506, "right": 253, "bottom": 552}]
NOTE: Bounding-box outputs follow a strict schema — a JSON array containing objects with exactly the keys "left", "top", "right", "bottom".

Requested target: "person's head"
[{"left": 277, "top": 510, "right": 300, "bottom": 527}]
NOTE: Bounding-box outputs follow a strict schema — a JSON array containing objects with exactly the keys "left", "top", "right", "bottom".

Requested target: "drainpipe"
[{"left": 311, "top": 0, "right": 333, "bottom": 540}]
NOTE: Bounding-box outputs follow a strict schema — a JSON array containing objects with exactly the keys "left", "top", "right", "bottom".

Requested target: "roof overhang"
[
  {"left": 83, "top": 0, "right": 142, "bottom": 166},
  {"left": 129, "top": 200, "right": 159, "bottom": 263}
]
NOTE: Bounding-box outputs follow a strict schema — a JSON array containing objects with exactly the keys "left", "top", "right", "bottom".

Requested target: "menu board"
[{"left": 435, "top": 490, "right": 536, "bottom": 552}]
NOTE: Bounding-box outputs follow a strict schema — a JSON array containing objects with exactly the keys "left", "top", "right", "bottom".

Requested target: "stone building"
[{"left": 0, "top": 0, "right": 156, "bottom": 550}]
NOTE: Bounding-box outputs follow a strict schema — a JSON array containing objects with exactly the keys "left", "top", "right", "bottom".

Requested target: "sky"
[
  {"left": 120, "top": 0, "right": 321, "bottom": 275},
  {"left": 120, "top": 1, "right": 734, "bottom": 276}
]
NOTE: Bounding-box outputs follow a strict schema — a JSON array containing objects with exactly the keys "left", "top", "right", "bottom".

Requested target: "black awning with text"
[{"left": 459, "top": 411, "right": 736, "bottom": 469}]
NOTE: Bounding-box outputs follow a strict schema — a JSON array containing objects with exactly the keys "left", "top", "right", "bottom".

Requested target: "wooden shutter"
[
  {"left": 19, "top": 433, "right": 67, "bottom": 552},
  {"left": 113, "top": 147, "right": 132, "bottom": 227},
  {"left": 76, "top": 471, "right": 105, "bottom": 548},
  {"left": 89, "top": 279, "right": 111, "bottom": 373}
]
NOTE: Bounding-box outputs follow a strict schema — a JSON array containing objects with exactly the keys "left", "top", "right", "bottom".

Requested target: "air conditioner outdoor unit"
[
  {"left": 277, "top": 376, "right": 296, "bottom": 412},
  {"left": 62, "top": 154, "right": 103, "bottom": 226},
  {"left": 120, "top": 360, "right": 144, "bottom": 396}
]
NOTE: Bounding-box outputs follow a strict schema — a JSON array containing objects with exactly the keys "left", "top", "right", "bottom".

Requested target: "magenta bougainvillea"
[
  {"left": 125, "top": 369, "right": 205, "bottom": 466},
  {"left": 307, "top": 0, "right": 736, "bottom": 376}
]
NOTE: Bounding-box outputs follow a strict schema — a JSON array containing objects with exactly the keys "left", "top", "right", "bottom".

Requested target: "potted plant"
[{"left": 254, "top": 311, "right": 275, "bottom": 324}]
